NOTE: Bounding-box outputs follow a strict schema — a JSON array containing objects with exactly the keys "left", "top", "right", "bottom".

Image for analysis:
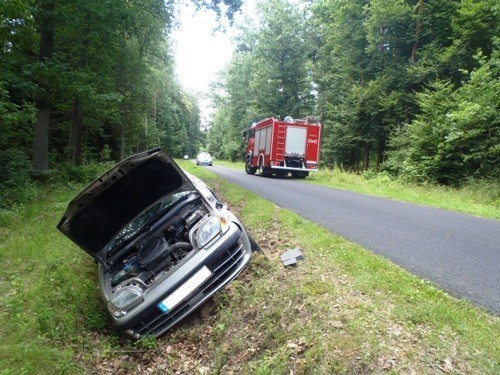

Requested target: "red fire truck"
[{"left": 243, "top": 116, "right": 321, "bottom": 178}]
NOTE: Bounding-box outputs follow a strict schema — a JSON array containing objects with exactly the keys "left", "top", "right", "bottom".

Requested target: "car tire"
[{"left": 247, "top": 232, "right": 261, "bottom": 252}]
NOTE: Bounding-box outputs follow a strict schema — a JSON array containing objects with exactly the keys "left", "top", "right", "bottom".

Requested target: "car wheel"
[{"left": 247, "top": 232, "right": 261, "bottom": 252}]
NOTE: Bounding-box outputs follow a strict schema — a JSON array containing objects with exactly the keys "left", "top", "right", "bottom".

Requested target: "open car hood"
[{"left": 57, "top": 148, "right": 195, "bottom": 259}]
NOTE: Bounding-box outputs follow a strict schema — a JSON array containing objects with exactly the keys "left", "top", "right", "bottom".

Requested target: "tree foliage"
[
  {"left": 208, "top": 0, "right": 316, "bottom": 161},
  {"left": 0, "top": 0, "right": 240, "bottom": 169},
  {"left": 1, "top": 0, "right": 498, "bottom": 203},
  {"left": 0, "top": 0, "right": 238, "bottom": 207},
  {"left": 310, "top": 0, "right": 499, "bottom": 178},
  {"left": 387, "top": 50, "right": 500, "bottom": 184},
  {"left": 206, "top": 0, "right": 498, "bottom": 185}
]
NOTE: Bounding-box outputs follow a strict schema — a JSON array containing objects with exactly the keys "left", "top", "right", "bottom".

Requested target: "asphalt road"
[{"left": 207, "top": 164, "right": 500, "bottom": 315}]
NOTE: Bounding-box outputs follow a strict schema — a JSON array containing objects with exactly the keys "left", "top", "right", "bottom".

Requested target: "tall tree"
[
  {"left": 251, "top": 0, "right": 315, "bottom": 118},
  {"left": 311, "top": 0, "right": 477, "bottom": 172},
  {"left": 0, "top": 0, "right": 36, "bottom": 157},
  {"left": 312, "top": 0, "right": 371, "bottom": 169},
  {"left": 32, "top": 0, "right": 56, "bottom": 172},
  {"left": 440, "top": 0, "right": 499, "bottom": 84},
  {"left": 2, "top": 0, "right": 240, "bottom": 173},
  {"left": 387, "top": 50, "right": 499, "bottom": 184},
  {"left": 209, "top": 0, "right": 316, "bottom": 161}
]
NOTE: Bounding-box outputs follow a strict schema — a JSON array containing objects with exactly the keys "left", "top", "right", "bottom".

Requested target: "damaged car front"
[{"left": 57, "top": 148, "right": 252, "bottom": 339}]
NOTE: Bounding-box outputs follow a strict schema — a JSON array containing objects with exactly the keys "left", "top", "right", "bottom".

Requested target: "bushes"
[
  {"left": 56, "top": 161, "right": 113, "bottom": 184},
  {"left": 386, "top": 52, "right": 500, "bottom": 185},
  {"left": 0, "top": 154, "right": 114, "bottom": 209},
  {"left": 0, "top": 149, "right": 37, "bottom": 208}
]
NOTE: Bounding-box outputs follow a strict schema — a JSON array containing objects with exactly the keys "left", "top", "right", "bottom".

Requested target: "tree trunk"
[
  {"left": 153, "top": 93, "right": 160, "bottom": 146},
  {"left": 33, "top": 104, "right": 50, "bottom": 172},
  {"left": 68, "top": 22, "right": 89, "bottom": 166},
  {"left": 33, "top": 0, "right": 56, "bottom": 172},
  {"left": 411, "top": 0, "right": 425, "bottom": 61},
  {"left": 377, "top": 136, "right": 386, "bottom": 167},
  {"left": 68, "top": 99, "right": 83, "bottom": 165},
  {"left": 120, "top": 124, "right": 125, "bottom": 161},
  {"left": 364, "top": 141, "right": 370, "bottom": 171},
  {"left": 118, "top": 37, "right": 127, "bottom": 160}
]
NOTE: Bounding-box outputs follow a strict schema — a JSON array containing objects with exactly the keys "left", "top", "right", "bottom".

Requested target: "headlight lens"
[
  {"left": 196, "top": 215, "right": 230, "bottom": 248},
  {"left": 108, "top": 285, "right": 144, "bottom": 318}
]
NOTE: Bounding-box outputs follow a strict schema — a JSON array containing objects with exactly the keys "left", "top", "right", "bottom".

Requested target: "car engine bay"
[{"left": 105, "top": 194, "right": 209, "bottom": 289}]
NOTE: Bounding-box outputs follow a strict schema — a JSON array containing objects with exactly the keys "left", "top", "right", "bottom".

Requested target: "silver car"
[
  {"left": 57, "top": 148, "right": 252, "bottom": 339},
  {"left": 196, "top": 152, "right": 213, "bottom": 166}
]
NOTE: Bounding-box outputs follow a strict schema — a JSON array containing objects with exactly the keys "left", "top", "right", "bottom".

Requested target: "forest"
[
  {"left": 208, "top": 0, "right": 499, "bottom": 186},
  {"left": 1, "top": 0, "right": 499, "bottom": 208}
]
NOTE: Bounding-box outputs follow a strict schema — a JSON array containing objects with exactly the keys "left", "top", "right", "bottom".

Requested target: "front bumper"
[
  {"left": 270, "top": 166, "right": 318, "bottom": 172},
  {"left": 197, "top": 159, "right": 212, "bottom": 165}
]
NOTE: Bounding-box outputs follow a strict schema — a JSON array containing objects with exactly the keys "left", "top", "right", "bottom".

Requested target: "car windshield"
[{"left": 107, "top": 191, "right": 192, "bottom": 252}]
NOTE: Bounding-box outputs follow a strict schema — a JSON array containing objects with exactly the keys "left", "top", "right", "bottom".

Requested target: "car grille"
[{"left": 129, "top": 241, "right": 246, "bottom": 337}]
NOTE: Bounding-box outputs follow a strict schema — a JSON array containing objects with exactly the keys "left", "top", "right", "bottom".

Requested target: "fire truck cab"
[{"left": 243, "top": 116, "right": 321, "bottom": 178}]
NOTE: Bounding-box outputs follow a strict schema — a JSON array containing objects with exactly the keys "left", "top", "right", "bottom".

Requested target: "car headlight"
[
  {"left": 108, "top": 285, "right": 144, "bottom": 318},
  {"left": 196, "top": 215, "right": 230, "bottom": 248}
]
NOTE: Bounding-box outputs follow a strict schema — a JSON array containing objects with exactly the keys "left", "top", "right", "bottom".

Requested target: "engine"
[{"left": 109, "top": 205, "right": 206, "bottom": 287}]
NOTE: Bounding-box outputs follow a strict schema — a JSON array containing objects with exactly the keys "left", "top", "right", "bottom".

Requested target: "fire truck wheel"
[
  {"left": 292, "top": 171, "right": 309, "bottom": 179},
  {"left": 259, "top": 163, "right": 272, "bottom": 177},
  {"left": 245, "top": 160, "right": 257, "bottom": 175}
]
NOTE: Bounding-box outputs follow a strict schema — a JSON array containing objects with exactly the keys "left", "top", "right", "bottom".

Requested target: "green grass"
[
  {"left": 0, "top": 185, "right": 111, "bottom": 374},
  {"left": 0, "top": 161, "right": 498, "bottom": 374},
  {"left": 214, "top": 160, "right": 500, "bottom": 219}
]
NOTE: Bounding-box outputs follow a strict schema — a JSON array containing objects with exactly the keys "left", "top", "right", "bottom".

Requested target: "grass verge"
[
  {"left": 214, "top": 160, "right": 500, "bottom": 219},
  {"left": 0, "top": 162, "right": 498, "bottom": 374},
  {"left": 0, "top": 184, "right": 110, "bottom": 374},
  {"left": 182, "top": 161, "right": 499, "bottom": 374}
]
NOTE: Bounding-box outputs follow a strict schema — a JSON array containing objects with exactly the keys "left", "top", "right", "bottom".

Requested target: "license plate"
[{"left": 157, "top": 266, "right": 212, "bottom": 314}]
